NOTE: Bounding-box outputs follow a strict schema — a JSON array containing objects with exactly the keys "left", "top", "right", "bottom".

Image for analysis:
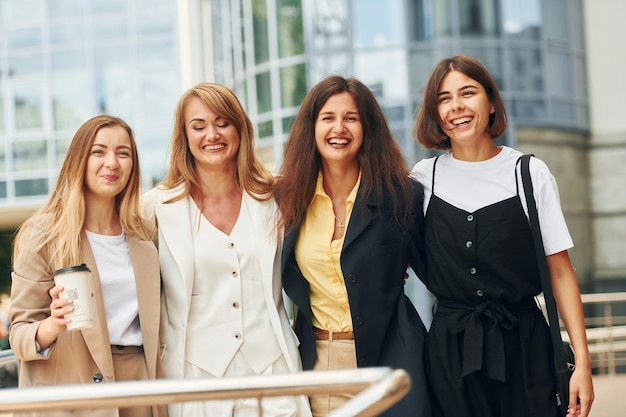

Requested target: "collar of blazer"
[
  {"left": 282, "top": 187, "right": 380, "bottom": 271},
  {"left": 153, "top": 188, "right": 279, "bottom": 307}
]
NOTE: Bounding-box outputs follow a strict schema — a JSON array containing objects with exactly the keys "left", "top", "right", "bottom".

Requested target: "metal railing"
[
  {"left": 0, "top": 366, "right": 409, "bottom": 416},
  {"left": 538, "top": 291, "right": 626, "bottom": 375}
]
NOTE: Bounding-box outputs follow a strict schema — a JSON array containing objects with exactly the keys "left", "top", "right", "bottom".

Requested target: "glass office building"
[
  {"left": 0, "top": 0, "right": 181, "bottom": 210},
  {"left": 209, "top": 0, "right": 588, "bottom": 169}
]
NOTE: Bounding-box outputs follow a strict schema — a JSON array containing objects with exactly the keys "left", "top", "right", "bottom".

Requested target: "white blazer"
[{"left": 142, "top": 183, "right": 311, "bottom": 417}]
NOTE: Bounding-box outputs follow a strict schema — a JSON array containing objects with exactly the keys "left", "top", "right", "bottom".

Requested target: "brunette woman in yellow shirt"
[{"left": 277, "top": 75, "right": 431, "bottom": 417}]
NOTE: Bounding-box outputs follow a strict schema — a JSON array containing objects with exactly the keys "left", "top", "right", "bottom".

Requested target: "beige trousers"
[{"left": 310, "top": 339, "right": 357, "bottom": 417}]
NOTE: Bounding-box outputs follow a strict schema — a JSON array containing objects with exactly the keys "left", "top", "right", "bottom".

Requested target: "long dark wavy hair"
[{"left": 277, "top": 75, "right": 414, "bottom": 233}]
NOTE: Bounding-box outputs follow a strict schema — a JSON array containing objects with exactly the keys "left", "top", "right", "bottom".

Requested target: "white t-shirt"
[
  {"left": 86, "top": 230, "right": 142, "bottom": 346},
  {"left": 410, "top": 146, "right": 573, "bottom": 256}
]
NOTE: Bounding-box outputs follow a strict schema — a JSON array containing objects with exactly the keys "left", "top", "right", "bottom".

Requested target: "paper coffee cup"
[{"left": 53, "top": 264, "right": 93, "bottom": 330}]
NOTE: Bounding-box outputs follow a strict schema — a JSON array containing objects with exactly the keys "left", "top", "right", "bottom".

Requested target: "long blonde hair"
[
  {"left": 161, "top": 82, "right": 274, "bottom": 202},
  {"left": 13, "top": 115, "right": 151, "bottom": 271}
]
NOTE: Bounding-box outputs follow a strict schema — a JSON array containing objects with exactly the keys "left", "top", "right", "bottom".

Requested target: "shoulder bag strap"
[{"left": 520, "top": 154, "right": 569, "bottom": 370}]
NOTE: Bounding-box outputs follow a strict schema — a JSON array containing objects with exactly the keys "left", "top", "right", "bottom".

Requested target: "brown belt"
[
  {"left": 111, "top": 345, "right": 144, "bottom": 355},
  {"left": 313, "top": 328, "right": 354, "bottom": 341}
]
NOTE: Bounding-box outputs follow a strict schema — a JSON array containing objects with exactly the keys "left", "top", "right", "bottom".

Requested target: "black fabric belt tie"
[{"left": 437, "top": 298, "right": 537, "bottom": 382}]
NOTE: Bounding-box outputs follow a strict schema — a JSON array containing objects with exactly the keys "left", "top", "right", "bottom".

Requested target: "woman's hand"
[{"left": 34, "top": 285, "right": 73, "bottom": 351}]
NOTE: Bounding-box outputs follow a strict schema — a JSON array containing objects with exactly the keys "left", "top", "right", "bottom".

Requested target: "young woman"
[
  {"left": 142, "top": 83, "right": 311, "bottom": 417},
  {"left": 277, "top": 75, "right": 431, "bottom": 417},
  {"left": 10, "top": 115, "right": 166, "bottom": 417},
  {"left": 411, "top": 55, "right": 594, "bottom": 417}
]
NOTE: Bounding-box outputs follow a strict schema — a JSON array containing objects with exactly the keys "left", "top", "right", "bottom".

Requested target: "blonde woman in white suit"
[{"left": 142, "top": 83, "right": 311, "bottom": 417}]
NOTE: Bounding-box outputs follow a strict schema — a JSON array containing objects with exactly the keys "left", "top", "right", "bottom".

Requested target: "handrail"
[{"left": 0, "top": 367, "right": 409, "bottom": 416}]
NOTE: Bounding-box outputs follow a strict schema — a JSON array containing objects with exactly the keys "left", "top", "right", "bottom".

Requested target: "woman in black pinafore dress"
[{"left": 410, "top": 55, "right": 594, "bottom": 417}]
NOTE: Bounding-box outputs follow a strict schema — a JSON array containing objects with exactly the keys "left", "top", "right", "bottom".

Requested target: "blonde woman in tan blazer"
[{"left": 10, "top": 115, "right": 167, "bottom": 417}]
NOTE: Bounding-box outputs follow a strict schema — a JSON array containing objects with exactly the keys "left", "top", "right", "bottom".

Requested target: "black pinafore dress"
[{"left": 423, "top": 157, "right": 559, "bottom": 417}]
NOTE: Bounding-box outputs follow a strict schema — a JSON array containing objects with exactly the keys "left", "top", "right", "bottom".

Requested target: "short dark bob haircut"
[{"left": 414, "top": 55, "right": 507, "bottom": 150}]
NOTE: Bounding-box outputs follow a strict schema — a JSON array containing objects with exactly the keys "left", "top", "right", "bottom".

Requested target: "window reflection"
[
  {"left": 51, "top": 50, "right": 90, "bottom": 129},
  {"left": 355, "top": 49, "right": 408, "bottom": 100},
  {"left": 512, "top": 99, "right": 545, "bottom": 118},
  {"left": 7, "top": 29, "right": 43, "bottom": 51},
  {"left": 138, "top": 39, "right": 175, "bottom": 65},
  {"left": 50, "top": 23, "right": 86, "bottom": 45},
  {"left": 502, "top": 0, "right": 541, "bottom": 40},
  {"left": 93, "top": 18, "right": 128, "bottom": 42},
  {"left": 312, "top": 0, "right": 349, "bottom": 50},
  {"left": 94, "top": 47, "right": 131, "bottom": 116},
  {"left": 48, "top": 0, "right": 86, "bottom": 19},
  {"left": 253, "top": 0, "right": 270, "bottom": 64},
  {"left": 91, "top": 0, "right": 127, "bottom": 14},
  {"left": 13, "top": 140, "right": 47, "bottom": 172},
  {"left": 14, "top": 86, "right": 43, "bottom": 130},
  {"left": 7, "top": 53, "right": 44, "bottom": 77},
  {"left": 15, "top": 178, "right": 48, "bottom": 197},
  {"left": 509, "top": 48, "right": 543, "bottom": 92},
  {"left": 2, "top": 0, "right": 44, "bottom": 26},
  {"left": 277, "top": 0, "right": 304, "bottom": 57},
  {"left": 353, "top": 0, "right": 404, "bottom": 48},
  {"left": 139, "top": 71, "right": 178, "bottom": 121},
  {"left": 280, "top": 64, "right": 306, "bottom": 108},
  {"left": 411, "top": 0, "right": 454, "bottom": 41},
  {"left": 0, "top": 182, "right": 6, "bottom": 199},
  {"left": 55, "top": 138, "right": 71, "bottom": 168},
  {"left": 256, "top": 72, "right": 272, "bottom": 114},
  {"left": 458, "top": 0, "right": 499, "bottom": 37}
]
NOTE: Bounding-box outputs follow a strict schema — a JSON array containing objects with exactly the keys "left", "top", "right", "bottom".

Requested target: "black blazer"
[{"left": 281, "top": 178, "right": 432, "bottom": 417}]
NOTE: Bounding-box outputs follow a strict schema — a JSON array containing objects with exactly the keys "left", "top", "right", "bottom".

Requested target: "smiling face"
[
  {"left": 84, "top": 125, "right": 133, "bottom": 203},
  {"left": 184, "top": 95, "right": 240, "bottom": 170},
  {"left": 314, "top": 92, "right": 363, "bottom": 167},
  {"left": 437, "top": 69, "right": 495, "bottom": 147}
]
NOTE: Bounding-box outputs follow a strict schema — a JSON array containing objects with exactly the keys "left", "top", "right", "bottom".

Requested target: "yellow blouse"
[{"left": 294, "top": 171, "right": 361, "bottom": 332}]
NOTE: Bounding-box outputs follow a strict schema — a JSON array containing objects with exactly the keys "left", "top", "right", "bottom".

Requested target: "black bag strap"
[{"left": 520, "top": 154, "right": 569, "bottom": 371}]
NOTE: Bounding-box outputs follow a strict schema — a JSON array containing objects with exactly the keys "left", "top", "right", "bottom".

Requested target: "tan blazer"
[
  {"left": 142, "top": 184, "right": 311, "bottom": 417},
  {"left": 9, "top": 214, "right": 166, "bottom": 417}
]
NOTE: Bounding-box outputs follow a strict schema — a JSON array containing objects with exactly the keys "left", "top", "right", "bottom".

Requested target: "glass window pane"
[
  {"left": 355, "top": 49, "right": 408, "bottom": 100},
  {"left": 13, "top": 140, "right": 47, "bottom": 172},
  {"left": 310, "top": 52, "right": 351, "bottom": 82},
  {"left": 14, "top": 85, "right": 44, "bottom": 130},
  {"left": 546, "top": 52, "right": 572, "bottom": 96},
  {"left": 544, "top": 0, "right": 569, "bottom": 44},
  {"left": 0, "top": 141, "right": 5, "bottom": 172},
  {"left": 50, "top": 23, "right": 86, "bottom": 45},
  {"left": 137, "top": 11, "right": 175, "bottom": 36},
  {"left": 277, "top": 0, "right": 304, "bottom": 57},
  {"left": 55, "top": 138, "right": 71, "bottom": 167},
  {"left": 433, "top": 0, "right": 452, "bottom": 40},
  {"left": 8, "top": 53, "right": 44, "bottom": 77},
  {"left": 48, "top": 0, "right": 86, "bottom": 19},
  {"left": 256, "top": 72, "right": 272, "bottom": 114},
  {"left": 91, "top": 0, "right": 127, "bottom": 14},
  {"left": 16, "top": 178, "right": 48, "bottom": 197},
  {"left": 137, "top": 39, "right": 176, "bottom": 65},
  {"left": 139, "top": 71, "right": 179, "bottom": 121},
  {"left": 93, "top": 18, "right": 128, "bottom": 42},
  {"left": 509, "top": 48, "right": 543, "bottom": 92},
  {"left": 252, "top": 0, "right": 270, "bottom": 64},
  {"left": 258, "top": 120, "right": 273, "bottom": 139},
  {"left": 282, "top": 115, "right": 296, "bottom": 133},
  {"left": 458, "top": 0, "right": 500, "bottom": 37},
  {"left": 51, "top": 50, "right": 91, "bottom": 129},
  {"left": 94, "top": 47, "right": 131, "bottom": 116},
  {"left": 7, "top": 28, "right": 43, "bottom": 51},
  {"left": 2, "top": 0, "right": 45, "bottom": 26},
  {"left": 0, "top": 97, "right": 3, "bottom": 134},
  {"left": 552, "top": 101, "right": 575, "bottom": 121},
  {"left": 502, "top": 0, "right": 541, "bottom": 40},
  {"left": 512, "top": 99, "right": 545, "bottom": 118},
  {"left": 0, "top": 182, "right": 6, "bottom": 199},
  {"left": 353, "top": 0, "right": 404, "bottom": 48},
  {"left": 312, "top": 0, "right": 350, "bottom": 50},
  {"left": 280, "top": 64, "right": 307, "bottom": 108}
]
